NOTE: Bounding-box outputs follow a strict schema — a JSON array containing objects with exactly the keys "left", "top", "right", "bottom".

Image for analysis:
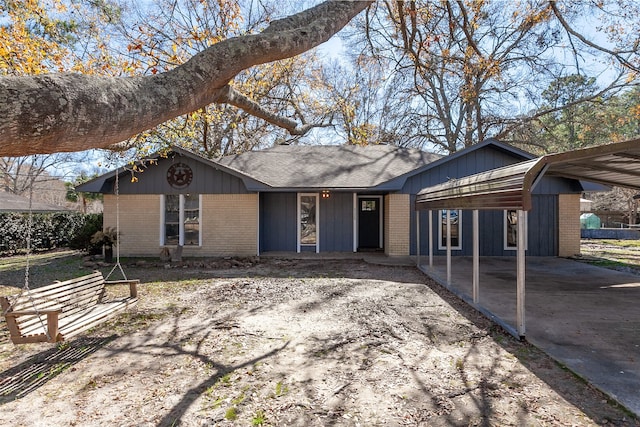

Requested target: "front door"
[{"left": 358, "top": 197, "right": 381, "bottom": 250}]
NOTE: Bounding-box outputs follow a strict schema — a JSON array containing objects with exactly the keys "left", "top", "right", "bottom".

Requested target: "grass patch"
[
  {"left": 275, "top": 381, "right": 288, "bottom": 397},
  {"left": 0, "top": 250, "right": 79, "bottom": 272},
  {"left": 589, "top": 259, "right": 628, "bottom": 268},
  {"left": 252, "top": 410, "right": 266, "bottom": 425},
  {"left": 225, "top": 407, "right": 238, "bottom": 421},
  {"left": 217, "top": 373, "right": 232, "bottom": 387},
  {"left": 0, "top": 250, "right": 94, "bottom": 288},
  {"left": 580, "top": 239, "right": 640, "bottom": 273},
  {"left": 595, "top": 239, "right": 640, "bottom": 249}
]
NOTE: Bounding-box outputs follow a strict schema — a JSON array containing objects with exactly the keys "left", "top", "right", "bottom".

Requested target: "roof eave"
[{"left": 415, "top": 158, "right": 544, "bottom": 211}]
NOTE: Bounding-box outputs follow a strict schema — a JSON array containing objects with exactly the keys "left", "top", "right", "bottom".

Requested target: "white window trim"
[
  {"left": 438, "top": 209, "right": 462, "bottom": 250},
  {"left": 352, "top": 193, "right": 358, "bottom": 252},
  {"left": 504, "top": 210, "right": 528, "bottom": 251},
  {"left": 159, "top": 196, "right": 165, "bottom": 246},
  {"left": 297, "top": 193, "right": 319, "bottom": 253},
  {"left": 160, "top": 194, "right": 202, "bottom": 247}
]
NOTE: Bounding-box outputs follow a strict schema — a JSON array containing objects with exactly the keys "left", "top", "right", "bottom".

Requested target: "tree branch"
[
  {"left": 219, "top": 85, "right": 327, "bottom": 136},
  {"left": 549, "top": 0, "right": 639, "bottom": 73},
  {"left": 453, "top": 0, "right": 483, "bottom": 58},
  {"left": 495, "top": 76, "right": 637, "bottom": 140},
  {"left": 0, "top": 1, "right": 373, "bottom": 156}
]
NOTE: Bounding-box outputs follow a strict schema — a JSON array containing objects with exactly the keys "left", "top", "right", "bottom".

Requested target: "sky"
[{"left": 6, "top": 0, "right": 638, "bottom": 181}]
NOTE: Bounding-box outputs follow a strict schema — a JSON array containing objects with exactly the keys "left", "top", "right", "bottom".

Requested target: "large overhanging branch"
[{"left": 0, "top": 1, "right": 373, "bottom": 157}]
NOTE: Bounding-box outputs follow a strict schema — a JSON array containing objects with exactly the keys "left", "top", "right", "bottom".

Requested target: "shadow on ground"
[
  {"left": 421, "top": 276, "right": 638, "bottom": 425},
  {"left": 1, "top": 254, "right": 637, "bottom": 425},
  {"left": 0, "top": 336, "right": 116, "bottom": 403}
]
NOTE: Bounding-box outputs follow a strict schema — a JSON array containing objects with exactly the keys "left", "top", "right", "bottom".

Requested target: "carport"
[{"left": 415, "top": 137, "right": 640, "bottom": 339}]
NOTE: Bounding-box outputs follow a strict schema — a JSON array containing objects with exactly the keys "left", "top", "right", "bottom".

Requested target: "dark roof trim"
[
  {"left": 394, "top": 138, "right": 535, "bottom": 188},
  {"left": 416, "top": 159, "right": 544, "bottom": 211},
  {"left": 76, "top": 146, "right": 272, "bottom": 193},
  {"left": 169, "top": 146, "right": 272, "bottom": 189},
  {"left": 416, "top": 138, "right": 640, "bottom": 211}
]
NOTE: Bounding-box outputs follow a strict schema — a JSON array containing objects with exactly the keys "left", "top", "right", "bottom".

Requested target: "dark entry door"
[{"left": 358, "top": 197, "right": 381, "bottom": 250}]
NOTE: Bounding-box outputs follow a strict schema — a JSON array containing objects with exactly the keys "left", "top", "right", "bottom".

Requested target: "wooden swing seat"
[{"left": 1, "top": 271, "right": 138, "bottom": 344}]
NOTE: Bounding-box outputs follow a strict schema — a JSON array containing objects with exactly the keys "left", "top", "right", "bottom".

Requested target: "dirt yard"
[{"left": 0, "top": 256, "right": 637, "bottom": 426}]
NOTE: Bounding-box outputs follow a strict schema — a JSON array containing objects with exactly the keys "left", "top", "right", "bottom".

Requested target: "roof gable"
[
  {"left": 403, "top": 138, "right": 534, "bottom": 178},
  {"left": 76, "top": 146, "right": 268, "bottom": 194},
  {"left": 416, "top": 137, "right": 640, "bottom": 211}
]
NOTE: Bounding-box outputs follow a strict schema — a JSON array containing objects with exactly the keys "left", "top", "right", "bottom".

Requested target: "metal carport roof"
[
  {"left": 416, "top": 137, "right": 640, "bottom": 211},
  {"left": 414, "top": 137, "right": 640, "bottom": 341}
]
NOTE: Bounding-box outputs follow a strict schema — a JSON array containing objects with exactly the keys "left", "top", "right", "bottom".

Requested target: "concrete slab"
[{"left": 421, "top": 256, "right": 640, "bottom": 417}]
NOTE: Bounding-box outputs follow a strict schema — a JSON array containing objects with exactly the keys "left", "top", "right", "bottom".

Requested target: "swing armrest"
[
  {"left": 4, "top": 307, "right": 62, "bottom": 317},
  {"left": 105, "top": 279, "right": 139, "bottom": 298}
]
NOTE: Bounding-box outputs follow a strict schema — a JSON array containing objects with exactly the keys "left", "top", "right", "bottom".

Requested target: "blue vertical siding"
[
  {"left": 260, "top": 192, "right": 355, "bottom": 253},
  {"left": 320, "top": 192, "right": 354, "bottom": 252},
  {"left": 402, "top": 146, "right": 532, "bottom": 195},
  {"left": 117, "top": 156, "right": 248, "bottom": 195},
  {"left": 527, "top": 195, "right": 558, "bottom": 256},
  {"left": 405, "top": 145, "right": 576, "bottom": 257},
  {"left": 260, "top": 193, "right": 297, "bottom": 252},
  {"left": 413, "top": 195, "right": 559, "bottom": 256},
  {"left": 407, "top": 146, "right": 531, "bottom": 256}
]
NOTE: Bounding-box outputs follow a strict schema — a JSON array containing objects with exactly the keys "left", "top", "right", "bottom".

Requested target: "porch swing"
[{"left": 1, "top": 167, "right": 139, "bottom": 344}]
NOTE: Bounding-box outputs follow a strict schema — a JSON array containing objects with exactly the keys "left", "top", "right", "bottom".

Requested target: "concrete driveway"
[{"left": 421, "top": 256, "right": 640, "bottom": 417}]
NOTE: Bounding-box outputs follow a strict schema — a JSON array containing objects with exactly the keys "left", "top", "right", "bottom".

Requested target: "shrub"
[
  {"left": 69, "top": 213, "right": 103, "bottom": 254},
  {"left": 0, "top": 212, "right": 103, "bottom": 255}
]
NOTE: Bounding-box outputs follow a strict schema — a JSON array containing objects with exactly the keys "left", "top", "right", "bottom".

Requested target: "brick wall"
[
  {"left": 558, "top": 193, "right": 581, "bottom": 257},
  {"left": 104, "top": 194, "right": 161, "bottom": 257},
  {"left": 384, "top": 193, "right": 410, "bottom": 256},
  {"left": 200, "top": 194, "right": 258, "bottom": 256},
  {"left": 104, "top": 194, "right": 258, "bottom": 257}
]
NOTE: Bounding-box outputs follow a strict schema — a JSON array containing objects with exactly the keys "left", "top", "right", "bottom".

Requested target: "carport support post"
[
  {"left": 428, "top": 210, "right": 433, "bottom": 269},
  {"left": 416, "top": 210, "right": 421, "bottom": 267},
  {"left": 473, "top": 210, "right": 479, "bottom": 304},
  {"left": 516, "top": 209, "right": 526, "bottom": 338},
  {"left": 446, "top": 209, "right": 451, "bottom": 286}
]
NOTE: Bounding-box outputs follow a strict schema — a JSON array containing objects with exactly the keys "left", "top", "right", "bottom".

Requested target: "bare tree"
[
  {"left": 0, "top": 154, "right": 84, "bottom": 205},
  {"left": 350, "top": 0, "right": 640, "bottom": 153}
]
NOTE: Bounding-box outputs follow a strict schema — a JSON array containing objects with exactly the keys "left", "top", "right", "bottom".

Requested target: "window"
[
  {"left": 164, "top": 195, "right": 180, "bottom": 245},
  {"left": 162, "top": 194, "right": 201, "bottom": 246},
  {"left": 439, "top": 209, "right": 462, "bottom": 250},
  {"left": 299, "top": 194, "right": 318, "bottom": 246},
  {"left": 504, "top": 210, "right": 527, "bottom": 250},
  {"left": 361, "top": 200, "right": 376, "bottom": 211}
]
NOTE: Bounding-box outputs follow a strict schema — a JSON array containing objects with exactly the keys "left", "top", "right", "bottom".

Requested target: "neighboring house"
[
  {"left": 0, "top": 190, "right": 71, "bottom": 213},
  {"left": 76, "top": 139, "right": 584, "bottom": 258}
]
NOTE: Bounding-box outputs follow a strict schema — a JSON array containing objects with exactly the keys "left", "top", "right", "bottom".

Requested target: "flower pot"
[{"left": 104, "top": 246, "right": 114, "bottom": 263}]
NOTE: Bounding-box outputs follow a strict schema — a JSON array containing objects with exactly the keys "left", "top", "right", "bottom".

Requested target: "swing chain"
[
  {"left": 1, "top": 163, "right": 52, "bottom": 341},
  {"left": 105, "top": 166, "right": 127, "bottom": 281}
]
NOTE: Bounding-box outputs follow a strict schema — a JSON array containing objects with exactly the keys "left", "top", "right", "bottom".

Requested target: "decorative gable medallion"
[{"left": 166, "top": 163, "right": 193, "bottom": 189}]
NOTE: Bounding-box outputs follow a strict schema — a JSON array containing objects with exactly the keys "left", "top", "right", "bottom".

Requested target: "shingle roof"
[
  {"left": 0, "top": 191, "right": 70, "bottom": 212},
  {"left": 218, "top": 144, "right": 442, "bottom": 189}
]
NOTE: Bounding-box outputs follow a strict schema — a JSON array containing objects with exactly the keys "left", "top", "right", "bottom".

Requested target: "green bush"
[
  {"left": 69, "top": 213, "right": 103, "bottom": 254},
  {"left": 0, "top": 212, "right": 103, "bottom": 255}
]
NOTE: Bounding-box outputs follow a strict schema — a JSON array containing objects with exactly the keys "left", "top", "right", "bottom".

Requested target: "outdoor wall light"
[{"left": 322, "top": 190, "right": 330, "bottom": 199}]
